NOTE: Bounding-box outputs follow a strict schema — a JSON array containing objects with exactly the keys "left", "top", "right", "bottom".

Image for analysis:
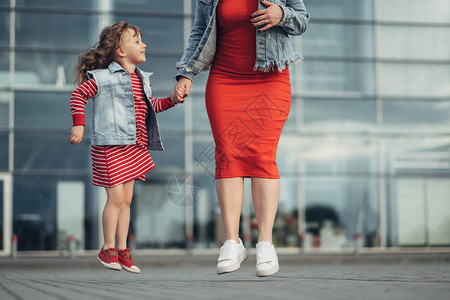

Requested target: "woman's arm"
[
  {"left": 175, "top": 0, "right": 208, "bottom": 81},
  {"left": 277, "top": 0, "right": 310, "bottom": 36}
]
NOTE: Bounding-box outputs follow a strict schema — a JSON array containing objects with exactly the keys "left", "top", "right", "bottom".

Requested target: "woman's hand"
[
  {"left": 171, "top": 77, "right": 192, "bottom": 103},
  {"left": 250, "top": 0, "right": 284, "bottom": 32},
  {"left": 70, "top": 125, "right": 84, "bottom": 145}
]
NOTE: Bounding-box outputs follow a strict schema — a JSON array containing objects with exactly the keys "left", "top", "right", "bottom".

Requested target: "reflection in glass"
[
  {"left": 15, "top": 52, "right": 79, "bottom": 87},
  {"left": 112, "top": 0, "right": 183, "bottom": 13},
  {"left": 0, "top": 134, "right": 8, "bottom": 170},
  {"left": 383, "top": 100, "right": 450, "bottom": 133},
  {"left": 15, "top": 12, "right": 98, "bottom": 49},
  {"left": 15, "top": 92, "right": 72, "bottom": 128},
  {"left": 14, "top": 133, "right": 91, "bottom": 170},
  {"left": 303, "top": 23, "right": 375, "bottom": 58},
  {"left": 302, "top": 98, "right": 377, "bottom": 132},
  {"left": 0, "top": 12, "right": 9, "bottom": 46},
  {"left": 306, "top": 0, "right": 374, "bottom": 21},
  {"left": 302, "top": 60, "right": 376, "bottom": 95},
  {"left": 0, "top": 51, "right": 9, "bottom": 87},
  {"left": 15, "top": 0, "right": 97, "bottom": 9},
  {"left": 378, "top": 63, "right": 450, "bottom": 97}
]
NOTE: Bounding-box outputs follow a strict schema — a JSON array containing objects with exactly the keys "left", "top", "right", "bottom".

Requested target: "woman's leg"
[
  {"left": 102, "top": 184, "right": 126, "bottom": 249},
  {"left": 115, "top": 180, "right": 135, "bottom": 250},
  {"left": 216, "top": 177, "right": 245, "bottom": 243},
  {"left": 251, "top": 178, "right": 280, "bottom": 243}
]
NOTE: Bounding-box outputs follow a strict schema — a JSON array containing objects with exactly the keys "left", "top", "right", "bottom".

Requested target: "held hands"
[
  {"left": 69, "top": 125, "right": 84, "bottom": 145},
  {"left": 250, "top": 0, "right": 284, "bottom": 32},
  {"left": 170, "top": 77, "right": 192, "bottom": 104}
]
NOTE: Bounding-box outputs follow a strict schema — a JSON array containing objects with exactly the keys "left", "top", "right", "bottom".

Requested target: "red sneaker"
[
  {"left": 97, "top": 247, "right": 122, "bottom": 271},
  {"left": 118, "top": 248, "right": 141, "bottom": 274}
]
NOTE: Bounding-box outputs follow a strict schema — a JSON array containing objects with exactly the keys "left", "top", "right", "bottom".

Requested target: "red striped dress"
[{"left": 70, "top": 73, "right": 175, "bottom": 187}]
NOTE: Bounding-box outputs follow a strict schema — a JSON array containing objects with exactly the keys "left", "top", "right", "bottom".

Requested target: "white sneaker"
[
  {"left": 256, "top": 241, "right": 279, "bottom": 277},
  {"left": 216, "top": 238, "right": 248, "bottom": 274}
]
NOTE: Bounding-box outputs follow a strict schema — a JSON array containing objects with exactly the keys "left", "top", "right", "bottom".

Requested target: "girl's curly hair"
[{"left": 74, "top": 21, "right": 142, "bottom": 84}]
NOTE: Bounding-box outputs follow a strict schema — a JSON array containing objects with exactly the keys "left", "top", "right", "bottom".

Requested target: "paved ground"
[{"left": 0, "top": 253, "right": 449, "bottom": 300}]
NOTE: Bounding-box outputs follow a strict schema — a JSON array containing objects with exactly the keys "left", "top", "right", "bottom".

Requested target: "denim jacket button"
[
  {"left": 128, "top": 121, "right": 134, "bottom": 125},
  {"left": 259, "top": 41, "right": 264, "bottom": 45}
]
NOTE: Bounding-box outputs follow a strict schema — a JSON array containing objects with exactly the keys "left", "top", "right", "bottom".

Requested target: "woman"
[{"left": 171, "top": 0, "right": 310, "bottom": 277}]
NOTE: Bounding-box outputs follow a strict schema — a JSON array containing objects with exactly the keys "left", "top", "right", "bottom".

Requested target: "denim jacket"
[
  {"left": 175, "top": 0, "right": 310, "bottom": 81},
  {"left": 86, "top": 61, "right": 165, "bottom": 150}
]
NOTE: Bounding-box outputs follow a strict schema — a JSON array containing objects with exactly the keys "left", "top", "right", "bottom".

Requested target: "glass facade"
[{"left": 0, "top": 0, "right": 449, "bottom": 254}]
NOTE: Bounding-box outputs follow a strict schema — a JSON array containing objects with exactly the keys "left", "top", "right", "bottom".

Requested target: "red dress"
[
  {"left": 71, "top": 73, "right": 174, "bottom": 187},
  {"left": 205, "top": 0, "right": 292, "bottom": 179}
]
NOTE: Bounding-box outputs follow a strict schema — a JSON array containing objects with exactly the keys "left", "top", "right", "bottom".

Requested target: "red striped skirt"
[{"left": 90, "top": 143, "right": 155, "bottom": 188}]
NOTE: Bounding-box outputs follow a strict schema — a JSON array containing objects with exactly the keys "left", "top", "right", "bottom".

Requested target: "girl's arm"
[
  {"left": 69, "top": 78, "right": 98, "bottom": 145},
  {"left": 70, "top": 78, "right": 98, "bottom": 126},
  {"left": 150, "top": 93, "right": 176, "bottom": 113},
  {"left": 277, "top": 0, "right": 310, "bottom": 36}
]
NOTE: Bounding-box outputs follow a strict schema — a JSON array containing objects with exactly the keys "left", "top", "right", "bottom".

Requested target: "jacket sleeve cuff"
[
  {"left": 72, "top": 114, "right": 85, "bottom": 127},
  {"left": 277, "top": 5, "right": 292, "bottom": 27},
  {"left": 175, "top": 69, "right": 194, "bottom": 82}
]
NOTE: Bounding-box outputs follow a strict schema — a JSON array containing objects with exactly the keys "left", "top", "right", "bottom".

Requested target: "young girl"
[{"left": 69, "top": 22, "right": 182, "bottom": 274}]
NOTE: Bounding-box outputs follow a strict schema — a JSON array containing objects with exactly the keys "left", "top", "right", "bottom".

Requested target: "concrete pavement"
[{"left": 0, "top": 252, "right": 449, "bottom": 300}]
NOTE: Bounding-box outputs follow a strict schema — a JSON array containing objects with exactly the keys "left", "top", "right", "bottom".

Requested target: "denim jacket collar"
[{"left": 107, "top": 61, "right": 154, "bottom": 78}]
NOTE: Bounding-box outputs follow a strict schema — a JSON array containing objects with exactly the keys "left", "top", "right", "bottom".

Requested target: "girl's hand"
[
  {"left": 250, "top": 0, "right": 284, "bottom": 32},
  {"left": 70, "top": 125, "right": 84, "bottom": 145},
  {"left": 171, "top": 77, "right": 192, "bottom": 103}
]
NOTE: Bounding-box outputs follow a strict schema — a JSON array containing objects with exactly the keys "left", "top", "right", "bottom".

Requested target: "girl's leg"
[
  {"left": 102, "top": 184, "right": 126, "bottom": 249},
  {"left": 251, "top": 178, "right": 280, "bottom": 243},
  {"left": 115, "top": 180, "right": 135, "bottom": 250},
  {"left": 216, "top": 177, "right": 245, "bottom": 243}
]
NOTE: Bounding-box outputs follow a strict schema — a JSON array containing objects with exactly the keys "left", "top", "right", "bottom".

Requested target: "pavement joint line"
[
  {"left": 0, "top": 276, "right": 21, "bottom": 300},
  {"left": 5, "top": 276, "right": 66, "bottom": 300}
]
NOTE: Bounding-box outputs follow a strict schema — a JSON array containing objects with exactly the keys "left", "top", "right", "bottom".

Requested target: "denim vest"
[
  {"left": 175, "top": 0, "right": 310, "bottom": 81},
  {"left": 86, "top": 61, "right": 165, "bottom": 150}
]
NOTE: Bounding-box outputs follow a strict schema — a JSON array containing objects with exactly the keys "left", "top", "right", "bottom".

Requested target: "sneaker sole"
[
  {"left": 121, "top": 264, "right": 141, "bottom": 274},
  {"left": 217, "top": 248, "right": 248, "bottom": 274},
  {"left": 97, "top": 256, "right": 122, "bottom": 271},
  {"left": 256, "top": 262, "right": 279, "bottom": 277}
]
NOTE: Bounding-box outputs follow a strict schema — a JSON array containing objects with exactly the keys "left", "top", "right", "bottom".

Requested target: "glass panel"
[
  {"left": 133, "top": 180, "right": 185, "bottom": 248},
  {"left": 302, "top": 61, "right": 376, "bottom": 96},
  {"left": 383, "top": 100, "right": 450, "bottom": 133},
  {"left": 299, "top": 136, "right": 378, "bottom": 174},
  {"left": 0, "top": 134, "right": 8, "bottom": 171},
  {"left": 0, "top": 51, "right": 9, "bottom": 87},
  {"left": 0, "top": 0, "right": 8, "bottom": 7},
  {"left": 15, "top": 0, "right": 97, "bottom": 9},
  {"left": 378, "top": 26, "right": 450, "bottom": 60},
  {"left": 15, "top": 12, "right": 98, "bottom": 49},
  {"left": 0, "top": 92, "right": 8, "bottom": 127},
  {"left": 376, "top": 0, "right": 450, "bottom": 24},
  {"left": 112, "top": 0, "right": 183, "bottom": 13},
  {"left": 13, "top": 175, "right": 91, "bottom": 251},
  {"left": 303, "top": 175, "right": 379, "bottom": 249},
  {"left": 15, "top": 52, "right": 79, "bottom": 87},
  {"left": 148, "top": 132, "right": 185, "bottom": 175},
  {"left": 306, "top": 0, "right": 374, "bottom": 21},
  {"left": 303, "top": 23, "right": 375, "bottom": 58},
  {"left": 14, "top": 132, "right": 91, "bottom": 170},
  {"left": 15, "top": 92, "right": 73, "bottom": 128},
  {"left": 0, "top": 180, "right": 3, "bottom": 250},
  {"left": 378, "top": 63, "right": 450, "bottom": 98},
  {"left": 302, "top": 98, "right": 377, "bottom": 132},
  {"left": 0, "top": 12, "right": 9, "bottom": 46},
  {"left": 112, "top": 16, "right": 184, "bottom": 54},
  {"left": 13, "top": 175, "right": 57, "bottom": 250}
]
